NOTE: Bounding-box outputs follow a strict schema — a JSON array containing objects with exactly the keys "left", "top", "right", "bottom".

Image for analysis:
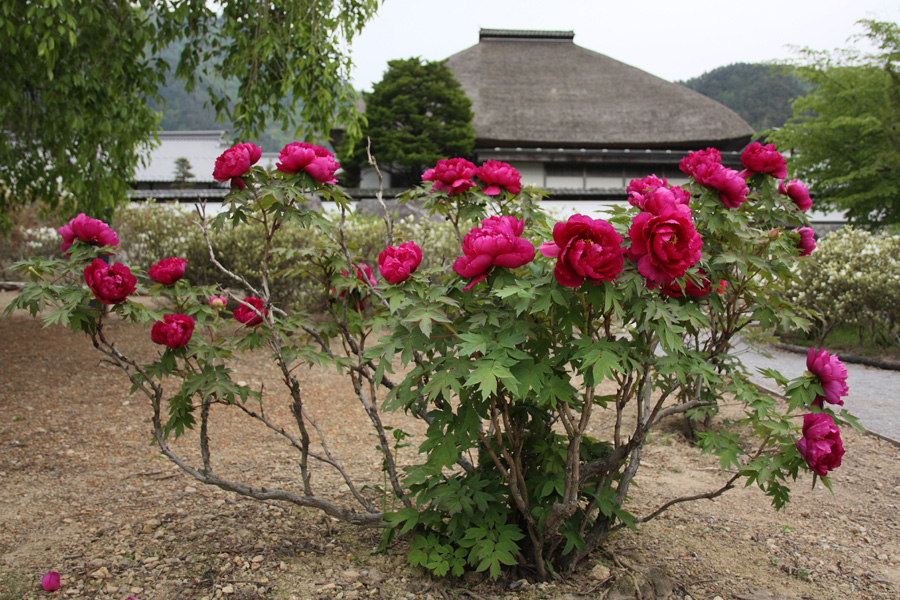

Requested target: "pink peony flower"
[
  {"left": 637, "top": 186, "right": 692, "bottom": 213},
  {"left": 739, "top": 141, "right": 787, "bottom": 179},
  {"left": 208, "top": 295, "right": 227, "bottom": 310},
  {"left": 627, "top": 176, "right": 691, "bottom": 211},
  {"left": 276, "top": 142, "right": 340, "bottom": 184},
  {"left": 233, "top": 297, "right": 267, "bottom": 326},
  {"left": 150, "top": 314, "right": 195, "bottom": 349},
  {"left": 422, "top": 158, "right": 477, "bottom": 195},
  {"left": 692, "top": 162, "right": 749, "bottom": 208},
  {"left": 83, "top": 259, "right": 136, "bottom": 305},
  {"left": 627, "top": 203, "right": 703, "bottom": 282},
  {"left": 148, "top": 257, "right": 187, "bottom": 286},
  {"left": 779, "top": 179, "right": 812, "bottom": 212},
  {"left": 378, "top": 241, "right": 423, "bottom": 284},
  {"left": 716, "top": 279, "right": 728, "bottom": 294},
  {"left": 41, "top": 571, "right": 61, "bottom": 591},
  {"left": 626, "top": 174, "right": 668, "bottom": 195},
  {"left": 58, "top": 213, "right": 119, "bottom": 254},
  {"left": 796, "top": 412, "right": 844, "bottom": 477},
  {"left": 539, "top": 214, "right": 624, "bottom": 287},
  {"left": 475, "top": 160, "right": 521, "bottom": 195},
  {"left": 213, "top": 143, "right": 262, "bottom": 189},
  {"left": 654, "top": 269, "right": 712, "bottom": 298},
  {"left": 453, "top": 216, "right": 535, "bottom": 290},
  {"left": 679, "top": 148, "right": 722, "bottom": 177},
  {"left": 796, "top": 226, "right": 816, "bottom": 257},
  {"left": 807, "top": 348, "right": 849, "bottom": 406}
]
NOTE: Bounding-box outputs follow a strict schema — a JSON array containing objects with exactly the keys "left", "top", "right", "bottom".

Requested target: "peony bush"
[{"left": 5, "top": 139, "right": 862, "bottom": 580}]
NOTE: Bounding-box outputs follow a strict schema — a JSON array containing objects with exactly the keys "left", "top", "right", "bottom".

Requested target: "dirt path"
[{"left": 1, "top": 297, "right": 899, "bottom": 599}]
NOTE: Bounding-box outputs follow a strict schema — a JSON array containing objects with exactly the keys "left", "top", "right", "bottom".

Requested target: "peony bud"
[{"left": 208, "top": 295, "right": 227, "bottom": 310}]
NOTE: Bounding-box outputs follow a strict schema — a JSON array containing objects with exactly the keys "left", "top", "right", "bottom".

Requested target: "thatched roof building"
[
  {"left": 435, "top": 29, "right": 753, "bottom": 198},
  {"left": 446, "top": 29, "right": 752, "bottom": 151}
]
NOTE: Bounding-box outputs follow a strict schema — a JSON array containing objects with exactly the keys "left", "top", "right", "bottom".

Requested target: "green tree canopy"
[
  {"left": 680, "top": 63, "right": 810, "bottom": 131},
  {"left": 768, "top": 20, "right": 900, "bottom": 227},
  {"left": 340, "top": 57, "right": 475, "bottom": 188},
  {"left": 0, "top": 0, "right": 380, "bottom": 229}
]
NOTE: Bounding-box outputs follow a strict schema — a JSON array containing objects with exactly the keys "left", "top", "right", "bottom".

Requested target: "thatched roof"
[{"left": 444, "top": 30, "right": 753, "bottom": 150}]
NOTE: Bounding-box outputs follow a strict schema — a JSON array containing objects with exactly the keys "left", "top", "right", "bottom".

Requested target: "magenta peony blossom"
[
  {"left": 41, "top": 571, "right": 61, "bottom": 591},
  {"left": 378, "top": 241, "right": 423, "bottom": 284},
  {"left": 627, "top": 203, "right": 703, "bottom": 281},
  {"left": 639, "top": 187, "right": 692, "bottom": 213},
  {"left": 539, "top": 214, "right": 624, "bottom": 287},
  {"left": 796, "top": 226, "right": 816, "bottom": 256},
  {"left": 453, "top": 216, "right": 535, "bottom": 290},
  {"left": 475, "top": 160, "right": 522, "bottom": 195},
  {"left": 739, "top": 142, "right": 787, "bottom": 179},
  {"left": 150, "top": 314, "right": 195, "bottom": 349},
  {"left": 627, "top": 176, "right": 691, "bottom": 210},
  {"left": 807, "top": 348, "right": 849, "bottom": 406},
  {"left": 208, "top": 295, "right": 227, "bottom": 309},
  {"left": 779, "top": 179, "right": 812, "bottom": 212},
  {"left": 422, "top": 158, "right": 477, "bottom": 195},
  {"left": 213, "top": 143, "right": 262, "bottom": 189},
  {"left": 83, "top": 259, "right": 136, "bottom": 305},
  {"left": 655, "top": 269, "right": 712, "bottom": 298},
  {"left": 148, "top": 257, "right": 187, "bottom": 285},
  {"left": 796, "top": 412, "right": 844, "bottom": 477},
  {"left": 276, "top": 142, "right": 340, "bottom": 184},
  {"left": 692, "top": 162, "right": 749, "bottom": 208},
  {"left": 679, "top": 148, "right": 722, "bottom": 177},
  {"left": 626, "top": 174, "right": 668, "bottom": 196},
  {"left": 58, "top": 213, "right": 119, "bottom": 254},
  {"left": 233, "top": 297, "right": 267, "bottom": 326}
]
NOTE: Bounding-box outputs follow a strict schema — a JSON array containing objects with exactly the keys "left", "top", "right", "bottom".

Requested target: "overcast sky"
[{"left": 348, "top": 0, "right": 900, "bottom": 91}]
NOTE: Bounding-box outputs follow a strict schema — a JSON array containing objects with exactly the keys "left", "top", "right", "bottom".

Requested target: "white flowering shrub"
[
  {"left": 0, "top": 211, "right": 64, "bottom": 279},
  {"left": 785, "top": 227, "right": 900, "bottom": 348}
]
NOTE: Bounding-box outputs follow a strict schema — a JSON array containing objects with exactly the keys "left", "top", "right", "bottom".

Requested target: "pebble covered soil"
[{"left": 1, "top": 294, "right": 899, "bottom": 600}]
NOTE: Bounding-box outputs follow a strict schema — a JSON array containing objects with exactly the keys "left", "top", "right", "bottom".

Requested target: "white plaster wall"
[{"left": 509, "top": 161, "right": 544, "bottom": 187}]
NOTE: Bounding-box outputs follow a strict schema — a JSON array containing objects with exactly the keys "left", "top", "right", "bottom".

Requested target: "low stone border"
[{"left": 772, "top": 342, "right": 900, "bottom": 372}]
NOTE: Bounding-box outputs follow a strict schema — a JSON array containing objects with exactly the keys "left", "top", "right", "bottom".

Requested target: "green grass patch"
[{"left": 781, "top": 324, "right": 900, "bottom": 363}]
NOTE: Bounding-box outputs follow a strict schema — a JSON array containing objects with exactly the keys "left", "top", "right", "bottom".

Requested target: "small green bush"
[
  {"left": 119, "top": 203, "right": 460, "bottom": 311},
  {"left": 4, "top": 201, "right": 459, "bottom": 313}
]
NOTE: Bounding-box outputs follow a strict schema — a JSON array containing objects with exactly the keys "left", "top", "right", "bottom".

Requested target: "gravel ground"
[{"left": 2, "top": 293, "right": 900, "bottom": 600}]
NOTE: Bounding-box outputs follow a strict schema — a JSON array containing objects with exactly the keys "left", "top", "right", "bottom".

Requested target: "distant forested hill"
[
  {"left": 680, "top": 63, "right": 811, "bottom": 132},
  {"left": 148, "top": 40, "right": 301, "bottom": 151}
]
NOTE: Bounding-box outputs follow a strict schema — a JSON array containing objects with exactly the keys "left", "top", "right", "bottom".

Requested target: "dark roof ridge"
[{"left": 479, "top": 28, "right": 574, "bottom": 41}]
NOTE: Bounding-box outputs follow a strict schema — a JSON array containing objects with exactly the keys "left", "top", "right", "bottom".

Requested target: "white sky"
[{"left": 349, "top": 0, "right": 900, "bottom": 91}]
